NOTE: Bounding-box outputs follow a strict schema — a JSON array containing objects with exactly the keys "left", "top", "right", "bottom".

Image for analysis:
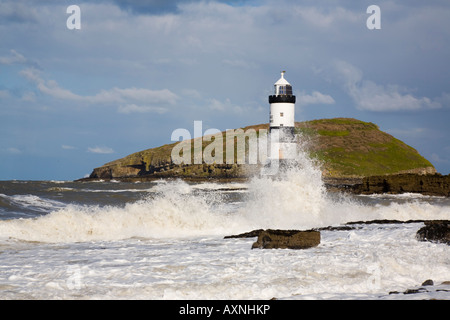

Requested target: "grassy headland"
[{"left": 85, "top": 118, "right": 435, "bottom": 181}]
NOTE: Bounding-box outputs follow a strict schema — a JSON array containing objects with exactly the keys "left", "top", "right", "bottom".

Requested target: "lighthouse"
[{"left": 268, "top": 71, "right": 297, "bottom": 168}]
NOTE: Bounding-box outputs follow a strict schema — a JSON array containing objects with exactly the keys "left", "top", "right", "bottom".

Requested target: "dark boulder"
[
  {"left": 421, "top": 279, "right": 434, "bottom": 286},
  {"left": 251, "top": 229, "right": 320, "bottom": 250},
  {"left": 416, "top": 220, "right": 449, "bottom": 245}
]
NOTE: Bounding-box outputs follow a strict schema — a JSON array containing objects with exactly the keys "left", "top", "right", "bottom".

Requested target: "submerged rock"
[
  {"left": 388, "top": 280, "right": 450, "bottom": 297},
  {"left": 251, "top": 229, "right": 320, "bottom": 250}
]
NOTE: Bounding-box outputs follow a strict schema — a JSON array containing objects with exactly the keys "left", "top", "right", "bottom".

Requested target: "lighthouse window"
[
  {"left": 280, "top": 112, "right": 284, "bottom": 117},
  {"left": 285, "top": 85, "right": 292, "bottom": 95}
]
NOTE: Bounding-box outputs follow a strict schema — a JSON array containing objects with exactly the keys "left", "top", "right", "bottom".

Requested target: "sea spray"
[
  {"left": 0, "top": 179, "right": 245, "bottom": 242},
  {"left": 242, "top": 158, "right": 327, "bottom": 230},
  {"left": 239, "top": 136, "right": 449, "bottom": 230}
]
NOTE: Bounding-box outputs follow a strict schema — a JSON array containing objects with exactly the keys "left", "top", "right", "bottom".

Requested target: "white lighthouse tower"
[{"left": 268, "top": 71, "right": 297, "bottom": 168}]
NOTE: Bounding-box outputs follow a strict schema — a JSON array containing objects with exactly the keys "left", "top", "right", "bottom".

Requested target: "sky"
[{"left": 1, "top": 0, "right": 449, "bottom": 180}]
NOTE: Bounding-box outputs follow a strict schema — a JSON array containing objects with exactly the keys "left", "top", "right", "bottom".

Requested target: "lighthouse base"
[{"left": 261, "top": 158, "right": 300, "bottom": 176}]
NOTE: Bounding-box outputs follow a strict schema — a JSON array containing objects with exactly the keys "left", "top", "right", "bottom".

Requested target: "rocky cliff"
[
  {"left": 352, "top": 174, "right": 450, "bottom": 196},
  {"left": 85, "top": 118, "right": 436, "bottom": 181}
]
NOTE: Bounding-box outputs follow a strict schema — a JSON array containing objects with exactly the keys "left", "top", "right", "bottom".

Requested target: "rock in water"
[
  {"left": 251, "top": 229, "right": 320, "bottom": 249},
  {"left": 421, "top": 279, "right": 434, "bottom": 286},
  {"left": 416, "top": 220, "right": 449, "bottom": 245}
]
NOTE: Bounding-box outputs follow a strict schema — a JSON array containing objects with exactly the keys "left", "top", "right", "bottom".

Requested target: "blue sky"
[{"left": 1, "top": 0, "right": 449, "bottom": 180}]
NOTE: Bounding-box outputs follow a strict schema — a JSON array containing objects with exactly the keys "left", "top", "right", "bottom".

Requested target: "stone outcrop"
[
  {"left": 388, "top": 279, "right": 450, "bottom": 297},
  {"left": 416, "top": 220, "right": 449, "bottom": 245},
  {"left": 88, "top": 163, "right": 253, "bottom": 180},
  {"left": 352, "top": 174, "right": 450, "bottom": 196},
  {"left": 225, "top": 220, "right": 449, "bottom": 250},
  {"left": 249, "top": 229, "right": 320, "bottom": 250},
  {"left": 225, "top": 229, "right": 320, "bottom": 249}
]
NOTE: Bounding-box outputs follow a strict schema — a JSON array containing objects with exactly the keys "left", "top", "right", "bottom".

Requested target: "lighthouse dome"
[{"left": 275, "top": 71, "right": 291, "bottom": 86}]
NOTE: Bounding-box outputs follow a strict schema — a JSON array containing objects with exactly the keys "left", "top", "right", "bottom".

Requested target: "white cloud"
[
  {"left": 20, "top": 68, "right": 81, "bottom": 101},
  {"left": 350, "top": 81, "right": 441, "bottom": 112},
  {"left": 0, "top": 49, "right": 27, "bottom": 65},
  {"left": 91, "top": 87, "right": 178, "bottom": 105},
  {"left": 207, "top": 98, "right": 245, "bottom": 114},
  {"left": 19, "top": 67, "right": 178, "bottom": 109},
  {"left": 6, "top": 147, "right": 21, "bottom": 154},
  {"left": 436, "top": 92, "right": 450, "bottom": 109},
  {"left": 87, "top": 146, "right": 114, "bottom": 154},
  {"left": 334, "top": 60, "right": 443, "bottom": 112},
  {"left": 296, "top": 91, "right": 335, "bottom": 106},
  {"left": 294, "top": 6, "right": 360, "bottom": 29},
  {"left": 62, "top": 145, "right": 76, "bottom": 150},
  {"left": 21, "top": 91, "right": 35, "bottom": 102},
  {"left": 118, "top": 104, "right": 168, "bottom": 114},
  {"left": 181, "top": 89, "right": 202, "bottom": 99}
]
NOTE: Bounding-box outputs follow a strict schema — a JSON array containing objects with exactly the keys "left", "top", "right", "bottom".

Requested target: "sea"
[{"left": 0, "top": 155, "right": 449, "bottom": 300}]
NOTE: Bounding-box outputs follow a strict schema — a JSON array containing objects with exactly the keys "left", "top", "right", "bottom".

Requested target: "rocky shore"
[
  {"left": 226, "top": 220, "right": 449, "bottom": 248},
  {"left": 349, "top": 173, "right": 450, "bottom": 197},
  {"left": 78, "top": 172, "right": 450, "bottom": 197},
  {"left": 225, "top": 229, "right": 321, "bottom": 250}
]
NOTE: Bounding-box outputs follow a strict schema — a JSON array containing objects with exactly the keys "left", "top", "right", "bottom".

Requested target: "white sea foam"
[
  {"left": 78, "top": 188, "right": 153, "bottom": 193},
  {"left": 0, "top": 194, "right": 66, "bottom": 213},
  {"left": 0, "top": 147, "right": 449, "bottom": 299},
  {"left": 0, "top": 179, "right": 244, "bottom": 242},
  {"left": 0, "top": 223, "right": 448, "bottom": 300}
]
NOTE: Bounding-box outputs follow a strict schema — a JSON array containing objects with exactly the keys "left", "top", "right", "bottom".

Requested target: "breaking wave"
[{"left": 0, "top": 151, "right": 448, "bottom": 243}]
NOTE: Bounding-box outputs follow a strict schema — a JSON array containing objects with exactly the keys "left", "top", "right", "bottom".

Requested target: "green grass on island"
[{"left": 295, "top": 118, "right": 434, "bottom": 177}]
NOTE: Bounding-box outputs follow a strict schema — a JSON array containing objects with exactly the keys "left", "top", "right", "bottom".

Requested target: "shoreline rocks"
[
  {"left": 350, "top": 173, "right": 450, "bottom": 197},
  {"left": 252, "top": 230, "right": 320, "bottom": 249},
  {"left": 388, "top": 279, "right": 450, "bottom": 297},
  {"left": 225, "top": 220, "right": 449, "bottom": 250},
  {"left": 78, "top": 173, "right": 450, "bottom": 197}
]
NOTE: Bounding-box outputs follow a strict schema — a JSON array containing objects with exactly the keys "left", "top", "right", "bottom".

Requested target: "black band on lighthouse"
[{"left": 269, "top": 95, "right": 296, "bottom": 104}]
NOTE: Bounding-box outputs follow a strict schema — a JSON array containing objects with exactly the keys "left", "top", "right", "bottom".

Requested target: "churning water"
[{"left": 0, "top": 154, "right": 449, "bottom": 299}]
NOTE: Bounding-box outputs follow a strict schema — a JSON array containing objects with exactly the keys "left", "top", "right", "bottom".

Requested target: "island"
[{"left": 81, "top": 118, "right": 449, "bottom": 196}]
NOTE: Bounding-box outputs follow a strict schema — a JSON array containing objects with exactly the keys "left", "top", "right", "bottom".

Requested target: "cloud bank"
[
  {"left": 333, "top": 60, "right": 444, "bottom": 112},
  {"left": 19, "top": 67, "right": 178, "bottom": 113},
  {"left": 1, "top": 0, "right": 450, "bottom": 178}
]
